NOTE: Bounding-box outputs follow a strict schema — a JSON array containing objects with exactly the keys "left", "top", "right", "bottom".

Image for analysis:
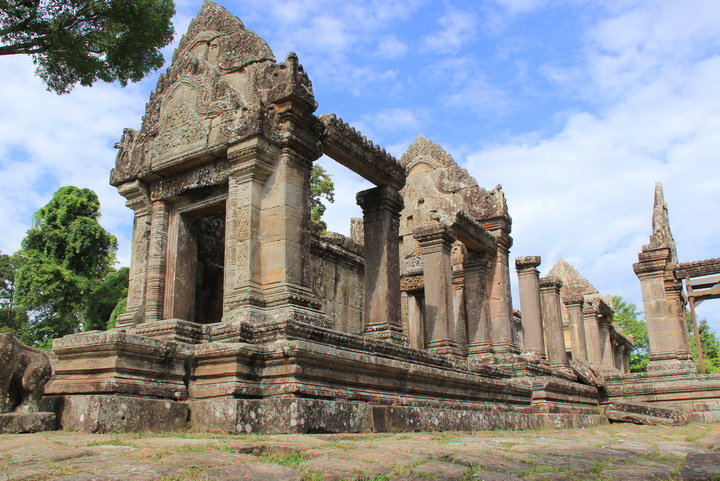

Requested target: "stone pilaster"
[
  {"left": 115, "top": 181, "right": 151, "bottom": 329},
  {"left": 465, "top": 251, "right": 491, "bottom": 357},
  {"left": 563, "top": 295, "right": 587, "bottom": 362},
  {"left": 539, "top": 276, "right": 567, "bottom": 367},
  {"left": 414, "top": 224, "right": 459, "bottom": 357},
  {"left": 144, "top": 200, "right": 169, "bottom": 323},
  {"left": 515, "top": 256, "right": 544, "bottom": 357},
  {"left": 356, "top": 185, "right": 406, "bottom": 344},
  {"left": 483, "top": 220, "right": 516, "bottom": 354}
]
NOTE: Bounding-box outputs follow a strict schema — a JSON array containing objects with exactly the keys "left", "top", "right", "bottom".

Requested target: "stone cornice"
[
  {"left": 451, "top": 212, "right": 496, "bottom": 253},
  {"left": 675, "top": 257, "right": 720, "bottom": 279},
  {"left": 356, "top": 185, "right": 404, "bottom": 217},
  {"left": 515, "top": 256, "right": 541, "bottom": 274},
  {"left": 320, "top": 113, "right": 406, "bottom": 191},
  {"left": 539, "top": 276, "right": 563, "bottom": 293}
]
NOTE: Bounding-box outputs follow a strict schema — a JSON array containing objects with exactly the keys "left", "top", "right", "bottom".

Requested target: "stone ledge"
[{"left": 0, "top": 412, "right": 56, "bottom": 433}]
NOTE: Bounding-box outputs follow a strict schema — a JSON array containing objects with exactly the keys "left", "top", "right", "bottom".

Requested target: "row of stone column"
[
  {"left": 515, "top": 257, "right": 631, "bottom": 372},
  {"left": 395, "top": 220, "right": 517, "bottom": 358}
]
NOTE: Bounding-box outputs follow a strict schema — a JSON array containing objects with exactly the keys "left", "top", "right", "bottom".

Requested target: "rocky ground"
[{"left": 1, "top": 422, "right": 719, "bottom": 480}]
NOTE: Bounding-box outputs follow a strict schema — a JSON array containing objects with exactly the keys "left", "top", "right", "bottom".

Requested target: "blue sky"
[{"left": 1, "top": 0, "right": 718, "bottom": 332}]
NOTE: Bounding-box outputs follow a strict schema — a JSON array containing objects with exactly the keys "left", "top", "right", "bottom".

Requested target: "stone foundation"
[{"left": 0, "top": 412, "right": 56, "bottom": 434}]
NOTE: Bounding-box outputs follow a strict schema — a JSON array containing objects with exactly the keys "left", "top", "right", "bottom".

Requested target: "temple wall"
[{"left": 310, "top": 234, "right": 365, "bottom": 334}]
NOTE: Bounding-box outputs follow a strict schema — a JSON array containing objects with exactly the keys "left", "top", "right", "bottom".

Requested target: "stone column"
[
  {"left": 539, "top": 276, "right": 567, "bottom": 366},
  {"left": 357, "top": 185, "right": 406, "bottom": 344},
  {"left": 464, "top": 251, "right": 490, "bottom": 356},
  {"left": 484, "top": 221, "right": 516, "bottom": 353},
  {"left": 598, "top": 315, "right": 615, "bottom": 369},
  {"left": 515, "top": 256, "right": 544, "bottom": 357},
  {"left": 223, "top": 138, "right": 276, "bottom": 314},
  {"left": 563, "top": 295, "right": 588, "bottom": 361},
  {"left": 414, "top": 224, "right": 459, "bottom": 356},
  {"left": 116, "top": 180, "right": 151, "bottom": 329},
  {"left": 665, "top": 281, "right": 694, "bottom": 365},
  {"left": 623, "top": 345, "right": 631, "bottom": 373},
  {"left": 613, "top": 339, "right": 625, "bottom": 372},
  {"left": 582, "top": 301, "right": 602, "bottom": 365},
  {"left": 144, "top": 200, "right": 169, "bottom": 323}
]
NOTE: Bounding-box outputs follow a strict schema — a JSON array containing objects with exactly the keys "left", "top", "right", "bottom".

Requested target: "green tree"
[
  {"left": 14, "top": 186, "right": 119, "bottom": 346},
  {"left": 310, "top": 164, "right": 335, "bottom": 233},
  {"left": 83, "top": 266, "right": 128, "bottom": 331},
  {"left": 687, "top": 314, "right": 720, "bottom": 374},
  {"left": 613, "top": 296, "right": 649, "bottom": 372},
  {"left": 0, "top": 0, "right": 175, "bottom": 94},
  {"left": 0, "top": 251, "right": 27, "bottom": 334}
]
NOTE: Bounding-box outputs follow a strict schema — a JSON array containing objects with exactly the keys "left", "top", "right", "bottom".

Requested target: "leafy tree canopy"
[
  {"left": 310, "top": 164, "right": 335, "bottom": 233},
  {"left": 0, "top": 0, "right": 175, "bottom": 93},
  {"left": 688, "top": 313, "right": 720, "bottom": 374},
  {"left": 13, "top": 186, "right": 120, "bottom": 346},
  {"left": 613, "top": 296, "right": 649, "bottom": 372}
]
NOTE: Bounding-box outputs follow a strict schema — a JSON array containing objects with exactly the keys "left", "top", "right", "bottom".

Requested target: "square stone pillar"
[
  {"left": 634, "top": 251, "right": 695, "bottom": 371},
  {"left": 539, "top": 276, "right": 567, "bottom": 367},
  {"left": 598, "top": 315, "right": 616, "bottom": 370},
  {"left": 465, "top": 251, "right": 491, "bottom": 357},
  {"left": 414, "top": 224, "right": 460, "bottom": 357},
  {"left": 563, "top": 295, "right": 588, "bottom": 362},
  {"left": 613, "top": 339, "right": 625, "bottom": 373},
  {"left": 144, "top": 200, "right": 170, "bottom": 323},
  {"left": 223, "top": 137, "right": 276, "bottom": 314},
  {"left": 515, "top": 256, "right": 544, "bottom": 357},
  {"left": 356, "top": 185, "right": 407, "bottom": 344},
  {"left": 582, "top": 301, "right": 602, "bottom": 365},
  {"left": 483, "top": 221, "right": 516, "bottom": 354},
  {"left": 115, "top": 181, "right": 151, "bottom": 329},
  {"left": 665, "top": 281, "right": 694, "bottom": 365}
]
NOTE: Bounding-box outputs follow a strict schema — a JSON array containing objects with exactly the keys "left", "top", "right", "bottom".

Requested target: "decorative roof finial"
[{"left": 644, "top": 182, "right": 678, "bottom": 262}]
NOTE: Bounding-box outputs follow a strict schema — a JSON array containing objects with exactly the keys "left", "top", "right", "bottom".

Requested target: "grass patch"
[
  {"left": 256, "top": 451, "right": 310, "bottom": 469},
  {"left": 87, "top": 437, "right": 137, "bottom": 447}
]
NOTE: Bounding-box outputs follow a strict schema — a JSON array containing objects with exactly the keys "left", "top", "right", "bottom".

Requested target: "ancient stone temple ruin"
[
  {"left": 603, "top": 183, "right": 720, "bottom": 419},
  {"left": 2, "top": 2, "right": 718, "bottom": 434}
]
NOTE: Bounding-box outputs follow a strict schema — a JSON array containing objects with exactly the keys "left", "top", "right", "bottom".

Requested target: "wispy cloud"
[{"left": 422, "top": 8, "right": 478, "bottom": 53}]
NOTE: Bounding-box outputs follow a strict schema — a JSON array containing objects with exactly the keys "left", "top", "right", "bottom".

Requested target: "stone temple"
[{"left": 2, "top": 1, "right": 719, "bottom": 434}]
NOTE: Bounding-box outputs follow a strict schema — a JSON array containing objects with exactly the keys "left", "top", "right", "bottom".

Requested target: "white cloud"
[
  {"left": 466, "top": 0, "right": 720, "bottom": 331},
  {"left": 375, "top": 35, "right": 409, "bottom": 59},
  {"left": 423, "top": 8, "right": 478, "bottom": 53}
]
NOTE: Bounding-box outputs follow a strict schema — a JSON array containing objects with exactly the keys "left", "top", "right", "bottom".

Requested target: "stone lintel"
[
  {"left": 676, "top": 257, "right": 720, "bottom": 279},
  {"left": 450, "top": 212, "right": 496, "bottom": 252},
  {"left": 515, "top": 256, "right": 542, "bottom": 274},
  {"left": 321, "top": 113, "right": 406, "bottom": 191}
]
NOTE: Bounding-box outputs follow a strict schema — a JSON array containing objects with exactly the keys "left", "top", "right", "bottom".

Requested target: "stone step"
[{"left": 605, "top": 400, "right": 690, "bottom": 426}]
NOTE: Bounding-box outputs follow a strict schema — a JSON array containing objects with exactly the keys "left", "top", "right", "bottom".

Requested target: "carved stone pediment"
[{"left": 111, "top": 1, "right": 317, "bottom": 186}]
